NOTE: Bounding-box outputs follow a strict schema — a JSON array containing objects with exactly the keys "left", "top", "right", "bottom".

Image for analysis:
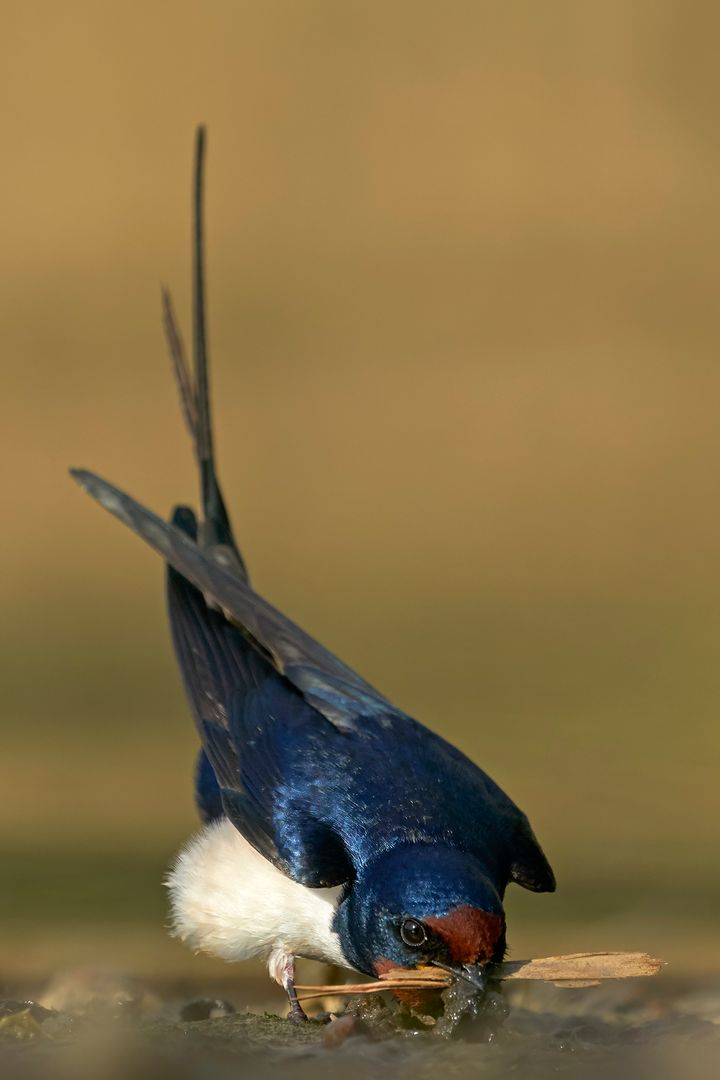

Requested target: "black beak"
[{"left": 431, "top": 960, "right": 487, "bottom": 993}]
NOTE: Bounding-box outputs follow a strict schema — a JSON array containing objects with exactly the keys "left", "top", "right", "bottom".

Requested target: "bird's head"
[{"left": 335, "top": 843, "right": 505, "bottom": 991}]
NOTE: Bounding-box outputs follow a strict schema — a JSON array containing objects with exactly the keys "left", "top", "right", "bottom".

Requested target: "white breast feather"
[{"left": 166, "top": 817, "right": 349, "bottom": 973}]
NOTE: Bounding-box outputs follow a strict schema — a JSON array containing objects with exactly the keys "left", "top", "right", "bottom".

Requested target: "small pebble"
[
  {"left": 180, "top": 998, "right": 236, "bottom": 1022},
  {"left": 0, "top": 1001, "right": 55, "bottom": 1023},
  {"left": 0, "top": 1008, "right": 47, "bottom": 1041},
  {"left": 322, "top": 1014, "right": 367, "bottom": 1047}
]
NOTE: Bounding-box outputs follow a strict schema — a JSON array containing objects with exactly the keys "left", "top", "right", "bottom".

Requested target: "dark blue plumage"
[
  {"left": 71, "top": 128, "right": 554, "bottom": 1017},
  {"left": 90, "top": 479, "right": 553, "bottom": 904},
  {"left": 194, "top": 749, "right": 224, "bottom": 824}
]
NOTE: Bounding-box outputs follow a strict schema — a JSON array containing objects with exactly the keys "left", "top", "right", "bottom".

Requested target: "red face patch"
[{"left": 425, "top": 905, "right": 504, "bottom": 964}]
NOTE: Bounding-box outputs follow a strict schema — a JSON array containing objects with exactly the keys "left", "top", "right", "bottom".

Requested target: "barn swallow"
[{"left": 71, "top": 128, "right": 555, "bottom": 1021}]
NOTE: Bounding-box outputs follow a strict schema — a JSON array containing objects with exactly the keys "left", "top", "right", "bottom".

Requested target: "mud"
[{"left": 0, "top": 975, "right": 717, "bottom": 1080}]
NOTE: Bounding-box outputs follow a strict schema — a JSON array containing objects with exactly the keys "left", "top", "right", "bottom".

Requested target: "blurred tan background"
[{"left": 1, "top": 0, "right": 719, "bottom": 987}]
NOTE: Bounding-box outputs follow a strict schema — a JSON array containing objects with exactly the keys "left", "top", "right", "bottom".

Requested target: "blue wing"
[
  {"left": 229, "top": 671, "right": 555, "bottom": 894},
  {"left": 73, "top": 470, "right": 395, "bottom": 734}
]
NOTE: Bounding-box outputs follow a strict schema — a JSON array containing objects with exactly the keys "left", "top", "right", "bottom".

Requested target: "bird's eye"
[{"left": 400, "top": 917, "right": 427, "bottom": 948}]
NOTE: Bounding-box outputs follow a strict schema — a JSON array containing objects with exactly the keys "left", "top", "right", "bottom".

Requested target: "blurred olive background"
[{"left": 1, "top": 0, "right": 719, "bottom": 988}]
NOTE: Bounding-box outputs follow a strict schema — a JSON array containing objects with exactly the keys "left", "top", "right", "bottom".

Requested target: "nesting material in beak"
[{"left": 431, "top": 960, "right": 487, "bottom": 994}]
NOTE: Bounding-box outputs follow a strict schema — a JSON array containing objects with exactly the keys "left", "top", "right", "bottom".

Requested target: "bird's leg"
[
  {"left": 283, "top": 959, "right": 309, "bottom": 1023},
  {"left": 269, "top": 948, "right": 308, "bottom": 1022}
]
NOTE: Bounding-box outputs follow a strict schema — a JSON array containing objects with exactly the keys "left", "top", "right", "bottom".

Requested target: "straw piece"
[{"left": 294, "top": 951, "right": 664, "bottom": 1000}]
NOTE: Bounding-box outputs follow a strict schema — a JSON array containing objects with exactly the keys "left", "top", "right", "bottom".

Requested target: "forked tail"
[{"left": 162, "top": 127, "right": 246, "bottom": 576}]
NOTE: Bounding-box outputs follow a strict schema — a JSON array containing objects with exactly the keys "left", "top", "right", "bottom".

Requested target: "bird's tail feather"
[{"left": 162, "top": 126, "right": 247, "bottom": 579}]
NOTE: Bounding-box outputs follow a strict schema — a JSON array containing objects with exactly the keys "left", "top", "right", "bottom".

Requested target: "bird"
[{"left": 71, "top": 127, "right": 555, "bottom": 1021}]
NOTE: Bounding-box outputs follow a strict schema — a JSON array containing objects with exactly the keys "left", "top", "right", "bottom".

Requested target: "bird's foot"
[
  {"left": 287, "top": 998, "right": 309, "bottom": 1024},
  {"left": 272, "top": 950, "right": 309, "bottom": 1023}
]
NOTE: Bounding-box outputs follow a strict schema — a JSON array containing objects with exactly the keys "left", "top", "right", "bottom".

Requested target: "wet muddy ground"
[{"left": 1, "top": 973, "right": 718, "bottom": 1080}]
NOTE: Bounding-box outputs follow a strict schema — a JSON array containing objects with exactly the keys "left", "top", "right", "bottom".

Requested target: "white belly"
[{"left": 166, "top": 817, "right": 350, "bottom": 974}]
